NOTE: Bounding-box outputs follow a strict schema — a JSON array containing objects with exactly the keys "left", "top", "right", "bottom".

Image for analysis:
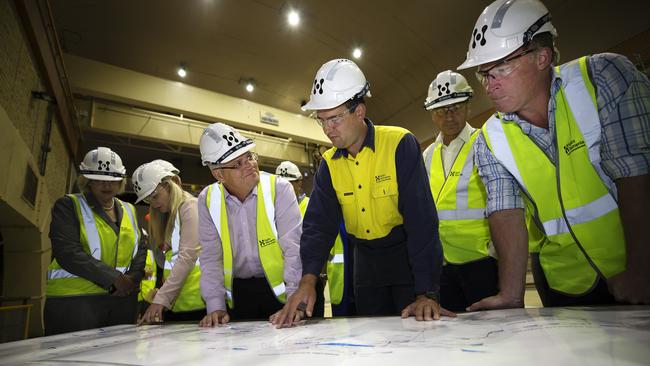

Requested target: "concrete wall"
[{"left": 0, "top": 1, "right": 73, "bottom": 338}]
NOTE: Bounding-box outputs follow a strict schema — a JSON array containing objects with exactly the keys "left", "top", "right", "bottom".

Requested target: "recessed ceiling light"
[
  {"left": 245, "top": 82, "right": 254, "bottom": 93},
  {"left": 352, "top": 48, "right": 362, "bottom": 59},
  {"left": 177, "top": 66, "right": 187, "bottom": 78},
  {"left": 287, "top": 10, "right": 300, "bottom": 27}
]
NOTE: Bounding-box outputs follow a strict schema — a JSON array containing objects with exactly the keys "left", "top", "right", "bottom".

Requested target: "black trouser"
[
  {"left": 355, "top": 284, "right": 415, "bottom": 315},
  {"left": 531, "top": 254, "right": 618, "bottom": 307},
  {"left": 45, "top": 293, "right": 138, "bottom": 336},
  {"left": 227, "top": 277, "right": 325, "bottom": 320},
  {"left": 352, "top": 227, "right": 416, "bottom": 316},
  {"left": 440, "top": 257, "right": 499, "bottom": 312}
]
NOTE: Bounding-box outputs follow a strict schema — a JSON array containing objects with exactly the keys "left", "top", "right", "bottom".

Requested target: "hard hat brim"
[
  {"left": 83, "top": 173, "right": 124, "bottom": 182},
  {"left": 425, "top": 95, "right": 471, "bottom": 111}
]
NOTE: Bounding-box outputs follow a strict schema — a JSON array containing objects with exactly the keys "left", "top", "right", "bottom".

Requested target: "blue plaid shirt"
[{"left": 475, "top": 53, "right": 650, "bottom": 215}]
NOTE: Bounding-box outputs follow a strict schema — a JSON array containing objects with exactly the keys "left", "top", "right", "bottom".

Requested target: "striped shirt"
[{"left": 475, "top": 53, "right": 650, "bottom": 215}]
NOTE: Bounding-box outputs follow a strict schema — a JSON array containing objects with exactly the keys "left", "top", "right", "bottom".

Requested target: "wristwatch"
[{"left": 422, "top": 291, "right": 440, "bottom": 303}]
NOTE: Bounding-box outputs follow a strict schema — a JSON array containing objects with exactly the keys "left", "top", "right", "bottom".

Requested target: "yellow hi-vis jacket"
[
  {"left": 47, "top": 194, "right": 139, "bottom": 296},
  {"left": 481, "top": 56, "right": 625, "bottom": 295},
  {"left": 424, "top": 130, "right": 491, "bottom": 264},
  {"left": 139, "top": 249, "right": 156, "bottom": 302},
  {"left": 206, "top": 172, "right": 285, "bottom": 308},
  {"left": 322, "top": 126, "right": 405, "bottom": 240}
]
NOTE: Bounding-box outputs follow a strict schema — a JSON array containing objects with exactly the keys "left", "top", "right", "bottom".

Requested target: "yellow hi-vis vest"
[
  {"left": 322, "top": 125, "right": 405, "bottom": 240},
  {"left": 47, "top": 194, "right": 139, "bottom": 297},
  {"left": 206, "top": 172, "right": 285, "bottom": 309},
  {"left": 139, "top": 249, "right": 156, "bottom": 302},
  {"left": 298, "top": 196, "right": 345, "bottom": 305},
  {"left": 162, "top": 211, "right": 205, "bottom": 312},
  {"left": 424, "top": 130, "right": 490, "bottom": 264},
  {"left": 481, "top": 56, "right": 625, "bottom": 295}
]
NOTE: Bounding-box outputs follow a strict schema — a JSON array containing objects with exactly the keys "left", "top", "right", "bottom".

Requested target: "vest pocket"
[{"left": 371, "top": 182, "right": 397, "bottom": 199}]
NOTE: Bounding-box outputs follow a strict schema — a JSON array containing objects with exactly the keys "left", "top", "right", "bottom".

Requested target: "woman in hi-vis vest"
[
  {"left": 133, "top": 160, "right": 205, "bottom": 324},
  {"left": 45, "top": 147, "right": 146, "bottom": 335}
]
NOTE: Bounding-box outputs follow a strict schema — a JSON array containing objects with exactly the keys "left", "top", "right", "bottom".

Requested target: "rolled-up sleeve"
[{"left": 589, "top": 53, "right": 650, "bottom": 180}]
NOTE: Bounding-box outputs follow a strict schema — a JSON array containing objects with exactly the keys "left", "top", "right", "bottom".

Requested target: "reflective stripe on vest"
[
  {"left": 47, "top": 195, "right": 139, "bottom": 296},
  {"left": 481, "top": 56, "right": 625, "bottom": 295},
  {"left": 322, "top": 125, "right": 405, "bottom": 240},
  {"left": 206, "top": 172, "right": 285, "bottom": 308},
  {"left": 161, "top": 211, "right": 205, "bottom": 312},
  {"left": 426, "top": 130, "right": 491, "bottom": 264}
]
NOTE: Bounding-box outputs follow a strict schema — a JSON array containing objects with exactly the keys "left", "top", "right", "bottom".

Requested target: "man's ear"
[
  {"left": 354, "top": 103, "right": 367, "bottom": 120},
  {"left": 536, "top": 47, "right": 553, "bottom": 70},
  {"left": 211, "top": 168, "right": 223, "bottom": 183}
]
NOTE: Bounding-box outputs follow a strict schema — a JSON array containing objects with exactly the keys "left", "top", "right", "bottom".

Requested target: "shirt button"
[
  {"left": 358, "top": 184, "right": 362, "bottom": 189},
  {"left": 366, "top": 229, "right": 370, "bottom": 234},
  {"left": 355, "top": 161, "right": 359, "bottom": 166},
  {"left": 361, "top": 208, "right": 365, "bottom": 212}
]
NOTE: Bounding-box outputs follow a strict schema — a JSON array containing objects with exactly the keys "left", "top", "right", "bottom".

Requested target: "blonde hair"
[
  {"left": 77, "top": 176, "right": 126, "bottom": 194},
  {"left": 148, "top": 176, "right": 188, "bottom": 250}
]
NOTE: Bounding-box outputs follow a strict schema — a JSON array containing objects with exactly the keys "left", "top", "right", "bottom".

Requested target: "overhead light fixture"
[
  {"left": 177, "top": 64, "right": 187, "bottom": 78},
  {"left": 240, "top": 77, "right": 255, "bottom": 93},
  {"left": 352, "top": 48, "right": 362, "bottom": 59},
  {"left": 287, "top": 9, "right": 300, "bottom": 27}
]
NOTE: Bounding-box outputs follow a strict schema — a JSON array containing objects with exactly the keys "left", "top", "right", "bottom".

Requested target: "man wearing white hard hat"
[
  {"left": 274, "top": 59, "right": 452, "bottom": 327},
  {"left": 422, "top": 70, "right": 499, "bottom": 312},
  {"left": 197, "top": 123, "right": 304, "bottom": 325},
  {"left": 459, "top": 0, "right": 650, "bottom": 306},
  {"left": 45, "top": 147, "right": 146, "bottom": 335}
]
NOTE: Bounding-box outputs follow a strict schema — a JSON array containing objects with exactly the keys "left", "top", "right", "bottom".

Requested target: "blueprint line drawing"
[{"left": 0, "top": 306, "right": 648, "bottom": 365}]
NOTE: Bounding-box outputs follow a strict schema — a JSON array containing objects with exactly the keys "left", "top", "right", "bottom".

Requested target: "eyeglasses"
[
  {"left": 314, "top": 105, "right": 356, "bottom": 128},
  {"left": 431, "top": 102, "right": 467, "bottom": 117},
  {"left": 143, "top": 185, "right": 165, "bottom": 204},
  {"left": 475, "top": 47, "right": 538, "bottom": 87},
  {"left": 217, "top": 152, "right": 258, "bottom": 170}
]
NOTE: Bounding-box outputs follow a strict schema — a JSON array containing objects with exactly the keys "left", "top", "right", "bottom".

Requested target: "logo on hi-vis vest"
[
  {"left": 449, "top": 171, "right": 461, "bottom": 177},
  {"left": 375, "top": 174, "right": 391, "bottom": 183},
  {"left": 258, "top": 238, "right": 277, "bottom": 247},
  {"left": 563, "top": 139, "right": 586, "bottom": 156}
]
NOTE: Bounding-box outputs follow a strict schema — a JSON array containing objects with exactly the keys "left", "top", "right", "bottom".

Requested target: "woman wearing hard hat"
[
  {"left": 133, "top": 160, "right": 205, "bottom": 324},
  {"left": 45, "top": 147, "right": 146, "bottom": 335}
]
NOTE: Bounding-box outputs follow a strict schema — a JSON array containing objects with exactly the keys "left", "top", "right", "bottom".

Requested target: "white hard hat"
[
  {"left": 131, "top": 162, "right": 175, "bottom": 203},
  {"left": 151, "top": 159, "right": 180, "bottom": 175},
  {"left": 79, "top": 147, "right": 126, "bottom": 181},
  {"left": 424, "top": 70, "right": 473, "bottom": 110},
  {"left": 457, "top": 0, "right": 557, "bottom": 70},
  {"left": 301, "top": 59, "right": 371, "bottom": 111},
  {"left": 199, "top": 123, "right": 255, "bottom": 166},
  {"left": 276, "top": 161, "right": 302, "bottom": 181}
]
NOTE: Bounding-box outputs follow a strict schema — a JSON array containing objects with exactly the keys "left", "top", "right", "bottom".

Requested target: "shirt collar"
[
  {"left": 434, "top": 122, "right": 474, "bottom": 146},
  {"left": 223, "top": 182, "right": 257, "bottom": 204},
  {"left": 332, "top": 118, "right": 375, "bottom": 159}
]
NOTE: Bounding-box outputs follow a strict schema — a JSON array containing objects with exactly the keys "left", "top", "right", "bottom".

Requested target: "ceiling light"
[
  {"left": 352, "top": 48, "right": 362, "bottom": 59},
  {"left": 245, "top": 82, "right": 254, "bottom": 93},
  {"left": 177, "top": 64, "right": 187, "bottom": 78},
  {"left": 287, "top": 10, "right": 300, "bottom": 27}
]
